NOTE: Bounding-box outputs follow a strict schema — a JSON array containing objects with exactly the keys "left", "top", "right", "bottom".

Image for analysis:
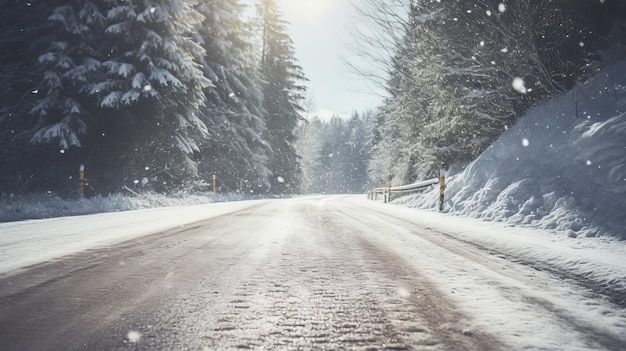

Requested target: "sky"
[{"left": 277, "top": 0, "right": 383, "bottom": 119}]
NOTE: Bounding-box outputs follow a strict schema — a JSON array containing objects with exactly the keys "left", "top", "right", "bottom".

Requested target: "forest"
[
  {"left": 296, "top": 112, "right": 371, "bottom": 194},
  {"left": 0, "top": 0, "right": 306, "bottom": 196},
  {"left": 363, "top": 0, "right": 626, "bottom": 185},
  {"left": 1, "top": 0, "right": 626, "bottom": 198}
]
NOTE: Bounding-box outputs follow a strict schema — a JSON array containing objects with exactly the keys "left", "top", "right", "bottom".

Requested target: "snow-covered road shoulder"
[
  {"left": 0, "top": 200, "right": 268, "bottom": 276},
  {"left": 350, "top": 196, "right": 626, "bottom": 305},
  {"left": 342, "top": 196, "right": 626, "bottom": 350}
]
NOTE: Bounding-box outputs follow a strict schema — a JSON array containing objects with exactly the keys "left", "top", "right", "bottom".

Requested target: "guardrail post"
[{"left": 439, "top": 168, "right": 445, "bottom": 212}]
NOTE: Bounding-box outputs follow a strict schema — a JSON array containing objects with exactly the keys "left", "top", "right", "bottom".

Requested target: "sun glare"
[{"left": 281, "top": 0, "right": 330, "bottom": 22}]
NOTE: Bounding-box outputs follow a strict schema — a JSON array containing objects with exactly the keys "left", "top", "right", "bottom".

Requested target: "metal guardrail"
[{"left": 368, "top": 172, "right": 446, "bottom": 211}]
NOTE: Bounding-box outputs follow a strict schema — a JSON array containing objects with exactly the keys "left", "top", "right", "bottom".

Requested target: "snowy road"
[{"left": 0, "top": 196, "right": 625, "bottom": 350}]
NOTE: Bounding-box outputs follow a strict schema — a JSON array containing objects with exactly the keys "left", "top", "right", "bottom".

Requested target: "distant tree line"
[
  {"left": 0, "top": 0, "right": 306, "bottom": 196},
  {"left": 358, "top": 0, "right": 626, "bottom": 185},
  {"left": 296, "top": 112, "right": 371, "bottom": 194}
]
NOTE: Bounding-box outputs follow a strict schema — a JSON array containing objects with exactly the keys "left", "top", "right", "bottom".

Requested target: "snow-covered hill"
[{"left": 398, "top": 62, "right": 626, "bottom": 239}]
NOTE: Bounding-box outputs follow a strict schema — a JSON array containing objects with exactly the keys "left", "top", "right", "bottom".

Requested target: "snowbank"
[
  {"left": 398, "top": 63, "right": 626, "bottom": 239},
  {"left": 0, "top": 199, "right": 270, "bottom": 275},
  {"left": 0, "top": 192, "right": 261, "bottom": 223}
]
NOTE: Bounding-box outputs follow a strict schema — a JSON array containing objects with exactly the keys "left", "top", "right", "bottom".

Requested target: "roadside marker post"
[
  {"left": 79, "top": 164, "right": 85, "bottom": 198},
  {"left": 439, "top": 169, "right": 445, "bottom": 212},
  {"left": 385, "top": 183, "right": 392, "bottom": 203}
]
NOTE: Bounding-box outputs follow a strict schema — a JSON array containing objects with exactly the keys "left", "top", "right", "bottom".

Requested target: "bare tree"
[{"left": 344, "top": 0, "right": 411, "bottom": 94}]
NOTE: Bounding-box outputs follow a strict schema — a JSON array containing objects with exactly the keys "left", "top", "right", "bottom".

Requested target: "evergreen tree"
[
  {"left": 370, "top": 0, "right": 445, "bottom": 184},
  {"left": 30, "top": 1, "right": 107, "bottom": 150},
  {"left": 318, "top": 116, "right": 349, "bottom": 193},
  {"left": 344, "top": 112, "right": 369, "bottom": 193},
  {"left": 257, "top": 0, "right": 307, "bottom": 194},
  {"left": 193, "top": 0, "right": 271, "bottom": 193},
  {"left": 91, "top": 0, "right": 210, "bottom": 191},
  {"left": 0, "top": 0, "right": 106, "bottom": 195},
  {"left": 295, "top": 117, "right": 324, "bottom": 194},
  {"left": 296, "top": 114, "right": 370, "bottom": 194}
]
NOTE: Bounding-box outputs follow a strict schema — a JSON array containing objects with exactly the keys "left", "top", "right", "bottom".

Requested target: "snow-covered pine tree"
[
  {"left": 296, "top": 113, "right": 370, "bottom": 194},
  {"left": 295, "top": 116, "right": 324, "bottom": 194},
  {"left": 369, "top": 0, "right": 445, "bottom": 184},
  {"left": 344, "top": 112, "right": 369, "bottom": 193},
  {"left": 257, "top": 0, "right": 307, "bottom": 194},
  {"left": 29, "top": 1, "right": 107, "bottom": 150},
  {"left": 367, "top": 103, "right": 394, "bottom": 186},
  {"left": 320, "top": 117, "right": 346, "bottom": 193},
  {"left": 193, "top": 0, "right": 272, "bottom": 193},
  {"left": 93, "top": 0, "right": 210, "bottom": 190}
]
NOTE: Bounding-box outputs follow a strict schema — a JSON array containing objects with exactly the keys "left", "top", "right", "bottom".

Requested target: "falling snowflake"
[
  {"left": 586, "top": 160, "right": 592, "bottom": 166},
  {"left": 512, "top": 77, "right": 527, "bottom": 94},
  {"left": 522, "top": 138, "right": 530, "bottom": 147},
  {"left": 498, "top": 3, "right": 506, "bottom": 12},
  {"left": 127, "top": 331, "right": 142, "bottom": 343},
  {"left": 500, "top": 47, "right": 508, "bottom": 53},
  {"left": 277, "top": 176, "right": 285, "bottom": 183},
  {"left": 486, "top": 10, "right": 492, "bottom": 16}
]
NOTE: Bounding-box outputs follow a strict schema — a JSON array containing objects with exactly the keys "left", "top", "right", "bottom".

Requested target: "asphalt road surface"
[{"left": 0, "top": 196, "right": 624, "bottom": 350}]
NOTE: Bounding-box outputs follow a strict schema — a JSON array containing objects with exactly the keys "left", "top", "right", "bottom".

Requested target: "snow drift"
[
  {"left": 398, "top": 62, "right": 626, "bottom": 239},
  {"left": 0, "top": 192, "right": 263, "bottom": 223}
]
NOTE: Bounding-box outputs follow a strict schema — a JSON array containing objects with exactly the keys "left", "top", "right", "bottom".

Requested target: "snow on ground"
[
  {"left": 355, "top": 196, "right": 626, "bottom": 299},
  {"left": 0, "top": 199, "right": 268, "bottom": 275},
  {"left": 0, "top": 191, "right": 260, "bottom": 223},
  {"left": 1, "top": 194, "right": 625, "bottom": 349},
  {"left": 2, "top": 193, "right": 624, "bottom": 303},
  {"left": 347, "top": 196, "right": 626, "bottom": 350},
  {"left": 398, "top": 62, "right": 626, "bottom": 239}
]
